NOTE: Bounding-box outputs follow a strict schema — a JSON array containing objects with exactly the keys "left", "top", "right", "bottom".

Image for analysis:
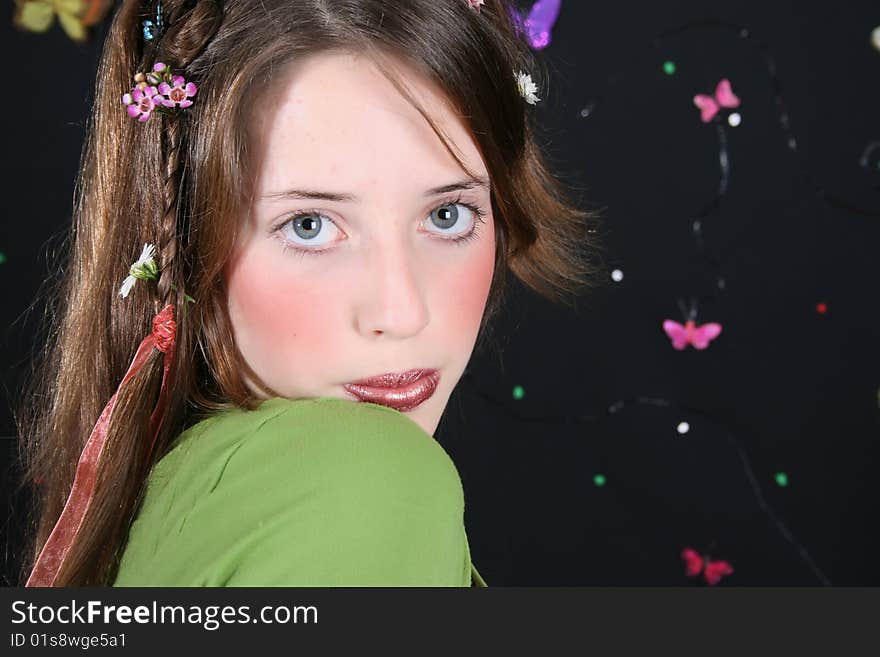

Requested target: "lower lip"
[{"left": 343, "top": 370, "right": 440, "bottom": 412}]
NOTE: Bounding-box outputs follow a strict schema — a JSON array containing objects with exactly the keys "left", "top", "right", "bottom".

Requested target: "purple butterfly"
[{"left": 509, "top": 0, "right": 561, "bottom": 50}]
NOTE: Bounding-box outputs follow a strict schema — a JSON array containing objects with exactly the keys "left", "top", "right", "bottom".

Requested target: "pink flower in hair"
[
  {"left": 466, "top": 0, "right": 485, "bottom": 9},
  {"left": 146, "top": 62, "right": 169, "bottom": 86},
  {"left": 123, "top": 62, "right": 198, "bottom": 122},
  {"left": 122, "top": 85, "right": 160, "bottom": 122},
  {"left": 158, "top": 75, "right": 198, "bottom": 109}
]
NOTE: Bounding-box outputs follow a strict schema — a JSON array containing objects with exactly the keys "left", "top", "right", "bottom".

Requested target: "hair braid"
[
  {"left": 147, "top": 0, "right": 223, "bottom": 309},
  {"left": 152, "top": 0, "right": 224, "bottom": 69},
  {"left": 155, "top": 118, "right": 183, "bottom": 309}
]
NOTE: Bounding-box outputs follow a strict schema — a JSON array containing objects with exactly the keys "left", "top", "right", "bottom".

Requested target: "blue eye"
[
  {"left": 277, "top": 213, "right": 340, "bottom": 251},
  {"left": 272, "top": 195, "right": 487, "bottom": 259},
  {"left": 426, "top": 200, "right": 485, "bottom": 238}
]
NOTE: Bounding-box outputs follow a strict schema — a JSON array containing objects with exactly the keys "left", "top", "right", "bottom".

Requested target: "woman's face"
[{"left": 224, "top": 51, "right": 496, "bottom": 436}]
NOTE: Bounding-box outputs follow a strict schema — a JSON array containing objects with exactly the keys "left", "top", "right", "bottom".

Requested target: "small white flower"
[
  {"left": 119, "top": 243, "right": 159, "bottom": 298},
  {"left": 514, "top": 70, "right": 540, "bottom": 105},
  {"left": 119, "top": 274, "right": 137, "bottom": 299}
]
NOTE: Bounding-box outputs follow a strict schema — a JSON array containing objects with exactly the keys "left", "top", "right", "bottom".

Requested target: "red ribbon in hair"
[{"left": 26, "top": 304, "right": 177, "bottom": 587}]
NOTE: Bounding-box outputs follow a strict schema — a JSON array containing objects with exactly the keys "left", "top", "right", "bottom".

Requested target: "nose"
[{"left": 354, "top": 236, "right": 430, "bottom": 338}]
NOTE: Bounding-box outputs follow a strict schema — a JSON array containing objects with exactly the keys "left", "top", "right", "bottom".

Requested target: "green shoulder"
[{"left": 113, "top": 397, "right": 468, "bottom": 586}]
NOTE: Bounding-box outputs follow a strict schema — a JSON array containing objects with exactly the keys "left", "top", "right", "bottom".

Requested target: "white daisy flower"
[
  {"left": 119, "top": 243, "right": 159, "bottom": 298},
  {"left": 515, "top": 70, "right": 540, "bottom": 105}
]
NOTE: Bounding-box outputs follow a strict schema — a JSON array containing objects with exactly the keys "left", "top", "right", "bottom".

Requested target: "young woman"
[{"left": 16, "top": 0, "right": 600, "bottom": 587}]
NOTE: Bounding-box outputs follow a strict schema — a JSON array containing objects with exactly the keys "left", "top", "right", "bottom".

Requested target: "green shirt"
[{"left": 112, "top": 396, "right": 487, "bottom": 587}]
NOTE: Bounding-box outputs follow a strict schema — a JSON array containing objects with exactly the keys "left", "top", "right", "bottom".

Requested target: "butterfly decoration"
[
  {"left": 681, "top": 547, "right": 734, "bottom": 585},
  {"left": 508, "top": 0, "right": 561, "bottom": 50},
  {"left": 13, "top": 0, "right": 113, "bottom": 42},
  {"left": 662, "top": 318, "right": 722, "bottom": 350},
  {"left": 693, "top": 78, "right": 741, "bottom": 123},
  {"left": 142, "top": 0, "right": 164, "bottom": 41}
]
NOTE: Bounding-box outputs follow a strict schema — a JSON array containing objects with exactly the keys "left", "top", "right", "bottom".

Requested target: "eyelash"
[{"left": 272, "top": 194, "right": 487, "bottom": 259}]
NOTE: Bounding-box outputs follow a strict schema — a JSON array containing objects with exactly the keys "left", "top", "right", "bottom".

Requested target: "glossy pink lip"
[{"left": 343, "top": 369, "right": 440, "bottom": 412}]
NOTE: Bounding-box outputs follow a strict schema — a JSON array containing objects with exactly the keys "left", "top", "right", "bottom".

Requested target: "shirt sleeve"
[{"left": 171, "top": 398, "right": 470, "bottom": 586}]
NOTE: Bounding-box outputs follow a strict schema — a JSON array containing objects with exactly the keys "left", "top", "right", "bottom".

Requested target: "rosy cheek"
[
  {"left": 227, "top": 252, "right": 334, "bottom": 364},
  {"left": 447, "top": 230, "right": 496, "bottom": 335}
]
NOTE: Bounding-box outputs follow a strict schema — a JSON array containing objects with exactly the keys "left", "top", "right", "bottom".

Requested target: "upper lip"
[{"left": 345, "top": 368, "right": 437, "bottom": 388}]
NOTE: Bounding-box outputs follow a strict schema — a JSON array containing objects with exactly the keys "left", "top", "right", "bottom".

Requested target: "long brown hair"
[{"left": 14, "top": 0, "right": 605, "bottom": 586}]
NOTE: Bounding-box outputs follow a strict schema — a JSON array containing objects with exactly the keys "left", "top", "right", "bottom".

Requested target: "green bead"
[
  {"left": 663, "top": 61, "right": 676, "bottom": 75},
  {"left": 775, "top": 472, "right": 788, "bottom": 487},
  {"left": 512, "top": 385, "right": 525, "bottom": 400},
  {"left": 593, "top": 474, "right": 606, "bottom": 487},
  {"left": 0, "top": 252, "right": 6, "bottom": 265}
]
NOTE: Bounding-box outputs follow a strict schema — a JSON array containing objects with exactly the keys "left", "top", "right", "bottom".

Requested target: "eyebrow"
[{"left": 261, "top": 176, "right": 490, "bottom": 202}]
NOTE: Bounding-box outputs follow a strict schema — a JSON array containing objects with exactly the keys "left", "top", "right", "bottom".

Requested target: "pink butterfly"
[
  {"left": 693, "top": 78, "right": 741, "bottom": 123},
  {"left": 681, "top": 547, "right": 734, "bottom": 585},
  {"left": 662, "top": 319, "right": 722, "bottom": 350}
]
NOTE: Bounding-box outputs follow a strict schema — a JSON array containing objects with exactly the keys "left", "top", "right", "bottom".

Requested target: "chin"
[
  {"left": 368, "top": 389, "right": 446, "bottom": 437},
  {"left": 408, "top": 388, "right": 450, "bottom": 437},
  {"left": 409, "top": 404, "right": 439, "bottom": 435}
]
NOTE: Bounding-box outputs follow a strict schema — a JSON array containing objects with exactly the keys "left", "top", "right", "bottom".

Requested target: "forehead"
[{"left": 249, "top": 50, "right": 488, "bottom": 196}]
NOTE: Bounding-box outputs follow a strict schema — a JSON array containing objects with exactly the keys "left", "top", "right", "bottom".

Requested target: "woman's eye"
[
  {"left": 276, "top": 212, "right": 341, "bottom": 250},
  {"left": 424, "top": 201, "right": 482, "bottom": 238}
]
